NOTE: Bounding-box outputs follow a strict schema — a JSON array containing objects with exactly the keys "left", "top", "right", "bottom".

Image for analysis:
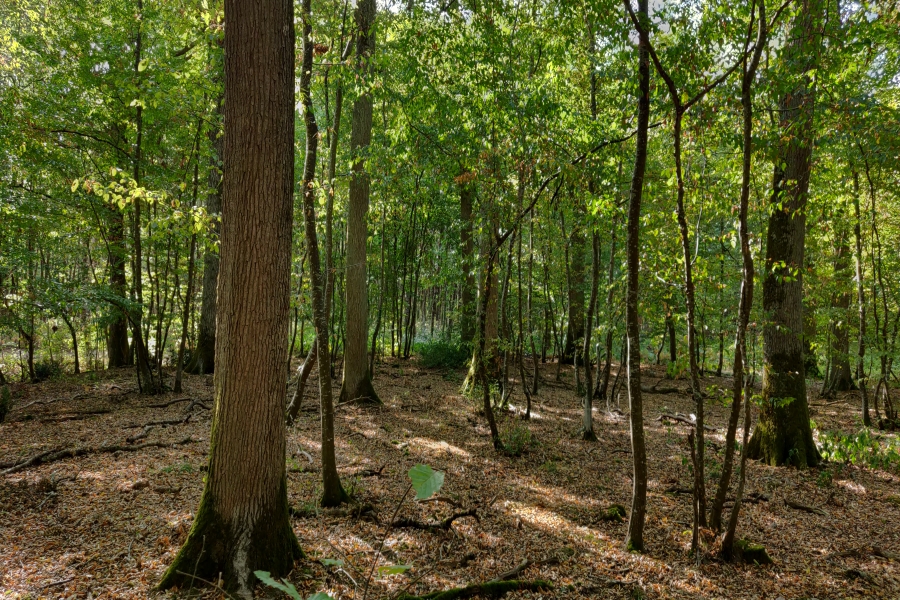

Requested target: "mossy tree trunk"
[
  {"left": 157, "top": 0, "right": 301, "bottom": 592},
  {"left": 747, "top": 0, "right": 824, "bottom": 468}
]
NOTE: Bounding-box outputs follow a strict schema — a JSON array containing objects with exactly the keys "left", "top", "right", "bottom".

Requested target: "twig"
[
  {"left": 145, "top": 397, "right": 194, "bottom": 409},
  {"left": 41, "top": 577, "right": 74, "bottom": 589},
  {"left": 2, "top": 438, "right": 196, "bottom": 475}
]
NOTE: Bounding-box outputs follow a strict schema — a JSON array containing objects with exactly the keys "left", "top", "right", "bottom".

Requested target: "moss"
[
  {"left": 734, "top": 539, "right": 773, "bottom": 565},
  {"left": 157, "top": 476, "right": 301, "bottom": 593},
  {"left": 397, "top": 580, "right": 552, "bottom": 600},
  {"left": 747, "top": 356, "right": 820, "bottom": 467},
  {"left": 599, "top": 504, "right": 627, "bottom": 522}
]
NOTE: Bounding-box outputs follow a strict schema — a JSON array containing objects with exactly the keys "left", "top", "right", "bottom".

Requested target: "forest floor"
[{"left": 2, "top": 359, "right": 899, "bottom": 600}]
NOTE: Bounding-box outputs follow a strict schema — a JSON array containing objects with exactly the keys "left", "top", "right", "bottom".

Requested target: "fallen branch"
[
  {"left": 145, "top": 397, "right": 194, "bottom": 409},
  {"left": 393, "top": 508, "right": 479, "bottom": 532},
  {"left": 397, "top": 580, "right": 552, "bottom": 600},
  {"left": 354, "top": 464, "right": 386, "bottom": 478},
  {"left": 490, "top": 555, "right": 560, "bottom": 582},
  {"left": 40, "top": 408, "right": 112, "bottom": 423},
  {"left": 1, "top": 438, "right": 196, "bottom": 475},
  {"left": 124, "top": 415, "right": 193, "bottom": 443},
  {"left": 784, "top": 498, "right": 828, "bottom": 516},
  {"left": 656, "top": 413, "right": 718, "bottom": 431}
]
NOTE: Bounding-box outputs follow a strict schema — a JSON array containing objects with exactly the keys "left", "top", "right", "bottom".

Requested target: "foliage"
[
  {"left": 408, "top": 463, "right": 445, "bottom": 500},
  {"left": 818, "top": 429, "right": 900, "bottom": 472},
  {"left": 32, "top": 360, "right": 62, "bottom": 382},
  {"left": 501, "top": 424, "right": 535, "bottom": 457},
  {"left": 254, "top": 570, "right": 333, "bottom": 600},
  {"left": 416, "top": 340, "right": 470, "bottom": 370}
]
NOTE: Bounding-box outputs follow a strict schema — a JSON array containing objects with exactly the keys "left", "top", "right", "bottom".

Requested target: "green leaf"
[
  {"left": 137, "top": 58, "right": 149, "bottom": 72},
  {"left": 254, "top": 571, "right": 303, "bottom": 600},
  {"left": 378, "top": 564, "right": 413, "bottom": 577},
  {"left": 321, "top": 558, "right": 344, "bottom": 567},
  {"left": 408, "top": 464, "right": 444, "bottom": 500}
]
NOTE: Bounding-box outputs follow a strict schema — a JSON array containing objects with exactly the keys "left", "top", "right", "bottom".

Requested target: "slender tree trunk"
[
  {"left": 853, "top": 170, "right": 871, "bottom": 425},
  {"left": 598, "top": 211, "right": 619, "bottom": 401},
  {"left": 747, "top": 0, "right": 824, "bottom": 468},
  {"left": 297, "top": 0, "right": 348, "bottom": 507},
  {"left": 186, "top": 89, "right": 223, "bottom": 375},
  {"left": 174, "top": 159, "right": 199, "bottom": 394},
  {"left": 711, "top": 5, "right": 765, "bottom": 539},
  {"left": 340, "top": 0, "right": 380, "bottom": 405},
  {"left": 623, "top": 0, "right": 650, "bottom": 552},
  {"left": 582, "top": 231, "right": 600, "bottom": 441},
  {"left": 563, "top": 210, "right": 586, "bottom": 365},
  {"left": 158, "top": 0, "right": 302, "bottom": 590},
  {"left": 825, "top": 222, "right": 854, "bottom": 392},
  {"left": 106, "top": 206, "right": 130, "bottom": 368}
]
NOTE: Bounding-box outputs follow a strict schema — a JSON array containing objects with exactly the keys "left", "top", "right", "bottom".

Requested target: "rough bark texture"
[
  {"left": 747, "top": 0, "right": 824, "bottom": 468},
  {"left": 826, "top": 223, "right": 854, "bottom": 392},
  {"left": 624, "top": 0, "right": 650, "bottom": 552},
  {"left": 340, "top": 0, "right": 380, "bottom": 405},
  {"left": 157, "top": 0, "right": 301, "bottom": 592},
  {"left": 106, "top": 206, "right": 130, "bottom": 368},
  {"left": 187, "top": 93, "right": 223, "bottom": 375},
  {"left": 582, "top": 231, "right": 600, "bottom": 441}
]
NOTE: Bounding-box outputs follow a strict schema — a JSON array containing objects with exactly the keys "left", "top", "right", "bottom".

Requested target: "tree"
[
  {"left": 340, "top": 0, "right": 381, "bottom": 405},
  {"left": 747, "top": 0, "right": 825, "bottom": 468},
  {"left": 158, "top": 0, "right": 301, "bottom": 591},
  {"left": 623, "top": 0, "right": 651, "bottom": 553}
]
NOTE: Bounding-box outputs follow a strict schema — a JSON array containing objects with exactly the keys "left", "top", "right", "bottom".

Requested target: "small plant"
[
  {"left": 417, "top": 340, "right": 470, "bottom": 369},
  {"left": 501, "top": 424, "right": 535, "bottom": 457},
  {"left": 0, "top": 385, "right": 10, "bottom": 423},
  {"left": 540, "top": 460, "right": 559, "bottom": 474},
  {"left": 816, "top": 469, "right": 833, "bottom": 488},
  {"left": 819, "top": 429, "right": 900, "bottom": 472},
  {"left": 33, "top": 359, "right": 62, "bottom": 382},
  {"left": 162, "top": 461, "right": 194, "bottom": 473}
]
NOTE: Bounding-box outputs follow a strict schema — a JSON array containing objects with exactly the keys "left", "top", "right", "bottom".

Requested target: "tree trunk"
[
  {"left": 582, "top": 231, "right": 600, "bottom": 441},
  {"left": 339, "top": 0, "right": 380, "bottom": 405},
  {"left": 825, "top": 221, "right": 854, "bottom": 392},
  {"left": 563, "top": 210, "right": 586, "bottom": 364},
  {"left": 623, "top": 0, "right": 650, "bottom": 552},
  {"left": 747, "top": 0, "right": 824, "bottom": 468},
  {"left": 460, "top": 179, "right": 476, "bottom": 346},
  {"left": 853, "top": 170, "right": 871, "bottom": 425},
  {"left": 157, "top": 0, "right": 302, "bottom": 591},
  {"left": 106, "top": 206, "right": 130, "bottom": 368},
  {"left": 186, "top": 90, "right": 223, "bottom": 375},
  {"left": 174, "top": 158, "right": 199, "bottom": 394}
]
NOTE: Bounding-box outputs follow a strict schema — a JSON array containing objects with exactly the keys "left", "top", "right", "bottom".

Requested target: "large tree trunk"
[
  {"left": 339, "top": 0, "right": 380, "bottom": 405},
  {"left": 747, "top": 0, "right": 824, "bottom": 468},
  {"left": 106, "top": 206, "right": 130, "bottom": 368},
  {"left": 157, "top": 0, "right": 302, "bottom": 593},
  {"left": 623, "top": 0, "right": 650, "bottom": 553},
  {"left": 186, "top": 91, "right": 223, "bottom": 375}
]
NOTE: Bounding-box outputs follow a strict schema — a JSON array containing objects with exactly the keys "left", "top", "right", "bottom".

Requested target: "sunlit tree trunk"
[
  {"left": 340, "top": 0, "right": 381, "bottom": 405},
  {"left": 158, "top": 0, "right": 301, "bottom": 590},
  {"left": 747, "top": 0, "right": 824, "bottom": 468}
]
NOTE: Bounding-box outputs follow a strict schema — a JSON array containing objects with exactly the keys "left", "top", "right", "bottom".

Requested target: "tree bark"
[
  {"left": 186, "top": 90, "right": 223, "bottom": 375},
  {"left": 340, "top": 0, "right": 381, "bottom": 405},
  {"left": 582, "top": 231, "right": 600, "bottom": 441},
  {"left": 852, "top": 170, "right": 871, "bottom": 425},
  {"left": 825, "top": 220, "right": 854, "bottom": 392},
  {"left": 157, "top": 0, "right": 302, "bottom": 591},
  {"left": 747, "top": 0, "right": 824, "bottom": 468},
  {"left": 460, "top": 178, "right": 476, "bottom": 346},
  {"left": 623, "top": 0, "right": 650, "bottom": 553},
  {"left": 106, "top": 205, "right": 130, "bottom": 368}
]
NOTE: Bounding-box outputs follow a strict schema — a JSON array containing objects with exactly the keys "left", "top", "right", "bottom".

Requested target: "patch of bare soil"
[{"left": 1, "top": 361, "right": 899, "bottom": 599}]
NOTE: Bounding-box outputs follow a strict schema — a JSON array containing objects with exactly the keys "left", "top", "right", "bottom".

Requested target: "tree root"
[
  {"left": 144, "top": 397, "right": 194, "bottom": 409},
  {"left": 1, "top": 437, "right": 196, "bottom": 475},
  {"left": 397, "top": 580, "right": 552, "bottom": 600},
  {"left": 656, "top": 413, "right": 718, "bottom": 431},
  {"left": 393, "top": 508, "right": 479, "bottom": 532},
  {"left": 40, "top": 408, "right": 112, "bottom": 423},
  {"left": 784, "top": 498, "right": 828, "bottom": 516}
]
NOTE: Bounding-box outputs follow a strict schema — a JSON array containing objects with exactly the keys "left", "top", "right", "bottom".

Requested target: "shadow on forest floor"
[{"left": 1, "top": 359, "right": 899, "bottom": 599}]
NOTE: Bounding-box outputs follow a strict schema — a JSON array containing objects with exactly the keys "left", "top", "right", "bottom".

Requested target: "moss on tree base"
[
  {"left": 157, "top": 482, "right": 302, "bottom": 594},
  {"left": 733, "top": 539, "right": 773, "bottom": 565}
]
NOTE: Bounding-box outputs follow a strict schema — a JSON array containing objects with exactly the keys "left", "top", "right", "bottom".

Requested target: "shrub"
[
  {"left": 818, "top": 429, "right": 900, "bottom": 472},
  {"left": 0, "top": 386, "right": 10, "bottom": 423},
  {"left": 417, "top": 340, "right": 469, "bottom": 369},
  {"left": 33, "top": 360, "right": 62, "bottom": 382},
  {"left": 501, "top": 424, "right": 535, "bottom": 457}
]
